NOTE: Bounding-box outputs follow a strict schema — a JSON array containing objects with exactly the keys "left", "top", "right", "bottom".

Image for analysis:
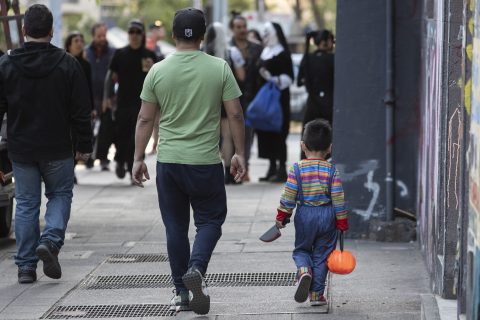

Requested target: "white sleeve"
[
  {"left": 274, "top": 74, "right": 293, "bottom": 90},
  {"left": 229, "top": 47, "right": 245, "bottom": 68}
]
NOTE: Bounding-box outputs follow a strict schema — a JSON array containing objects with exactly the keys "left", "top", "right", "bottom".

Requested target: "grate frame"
[
  {"left": 83, "top": 272, "right": 296, "bottom": 290},
  {"left": 106, "top": 254, "right": 169, "bottom": 263},
  {"left": 41, "top": 304, "right": 175, "bottom": 319}
]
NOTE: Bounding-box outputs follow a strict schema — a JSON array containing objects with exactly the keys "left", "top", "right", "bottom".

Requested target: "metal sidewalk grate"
[
  {"left": 83, "top": 274, "right": 172, "bottom": 289},
  {"left": 83, "top": 272, "right": 296, "bottom": 290},
  {"left": 42, "top": 304, "right": 175, "bottom": 319},
  {"left": 207, "top": 272, "right": 296, "bottom": 287},
  {"left": 106, "top": 254, "right": 169, "bottom": 263}
]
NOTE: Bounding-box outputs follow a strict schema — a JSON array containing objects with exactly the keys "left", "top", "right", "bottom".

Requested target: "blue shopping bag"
[{"left": 246, "top": 81, "right": 283, "bottom": 132}]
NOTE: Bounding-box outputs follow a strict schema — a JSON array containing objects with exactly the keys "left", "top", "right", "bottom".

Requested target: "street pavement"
[{"left": 0, "top": 132, "right": 434, "bottom": 319}]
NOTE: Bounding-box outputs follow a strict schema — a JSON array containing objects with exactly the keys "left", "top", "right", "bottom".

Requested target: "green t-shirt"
[{"left": 140, "top": 50, "right": 242, "bottom": 165}]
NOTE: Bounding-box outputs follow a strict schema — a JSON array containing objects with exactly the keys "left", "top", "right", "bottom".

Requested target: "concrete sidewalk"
[{"left": 0, "top": 133, "right": 432, "bottom": 319}]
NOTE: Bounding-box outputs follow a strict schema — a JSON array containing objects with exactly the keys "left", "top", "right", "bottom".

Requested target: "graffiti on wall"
[
  {"left": 469, "top": 0, "right": 480, "bottom": 317},
  {"left": 337, "top": 159, "right": 410, "bottom": 221},
  {"left": 418, "top": 0, "right": 444, "bottom": 272}
]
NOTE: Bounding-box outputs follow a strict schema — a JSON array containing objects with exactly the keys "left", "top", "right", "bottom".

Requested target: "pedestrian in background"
[
  {"left": 275, "top": 119, "right": 348, "bottom": 306},
  {"left": 146, "top": 20, "right": 165, "bottom": 61},
  {"left": 247, "top": 29, "right": 263, "bottom": 45},
  {"left": 229, "top": 14, "right": 263, "bottom": 182},
  {"left": 0, "top": 4, "right": 92, "bottom": 284},
  {"left": 85, "top": 22, "right": 116, "bottom": 171},
  {"left": 257, "top": 22, "right": 294, "bottom": 183},
  {"left": 297, "top": 30, "right": 335, "bottom": 159},
  {"left": 204, "top": 21, "right": 246, "bottom": 184},
  {"left": 65, "top": 31, "right": 94, "bottom": 184},
  {"left": 106, "top": 19, "right": 157, "bottom": 182},
  {"left": 132, "top": 7, "right": 245, "bottom": 314}
]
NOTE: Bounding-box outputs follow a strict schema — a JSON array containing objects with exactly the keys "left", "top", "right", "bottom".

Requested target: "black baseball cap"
[
  {"left": 128, "top": 19, "right": 145, "bottom": 33},
  {"left": 172, "top": 7, "right": 206, "bottom": 40}
]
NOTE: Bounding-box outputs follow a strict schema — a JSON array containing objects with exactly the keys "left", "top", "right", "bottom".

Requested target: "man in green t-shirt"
[{"left": 132, "top": 8, "right": 245, "bottom": 315}]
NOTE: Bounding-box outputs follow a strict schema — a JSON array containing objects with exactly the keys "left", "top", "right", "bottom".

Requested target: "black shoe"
[
  {"left": 268, "top": 166, "right": 287, "bottom": 183},
  {"left": 268, "top": 173, "right": 288, "bottom": 183},
  {"left": 115, "top": 162, "right": 126, "bottom": 179},
  {"left": 85, "top": 158, "right": 94, "bottom": 169},
  {"left": 35, "top": 240, "right": 61, "bottom": 279},
  {"left": 182, "top": 266, "right": 210, "bottom": 315},
  {"left": 73, "top": 175, "right": 78, "bottom": 185},
  {"left": 18, "top": 267, "right": 37, "bottom": 284},
  {"left": 100, "top": 160, "right": 110, "bottom": 171},
  {"left": 259, "top": 167, "right": 277, "bottom": 182}
]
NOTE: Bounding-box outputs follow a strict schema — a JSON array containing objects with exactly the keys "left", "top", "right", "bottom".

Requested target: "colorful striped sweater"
[{"left": 277, "top": 159, "right": 348, "bottom": 222}]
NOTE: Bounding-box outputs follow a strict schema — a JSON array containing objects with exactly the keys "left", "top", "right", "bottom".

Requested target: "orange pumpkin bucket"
[{"left": 327, "top": 231, "right": 356, "bottom": 275}]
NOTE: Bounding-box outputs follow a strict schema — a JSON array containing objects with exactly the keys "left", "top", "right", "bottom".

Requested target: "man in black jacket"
[{"left": 0, "top": 4, "right": 93, "bottom": 284}]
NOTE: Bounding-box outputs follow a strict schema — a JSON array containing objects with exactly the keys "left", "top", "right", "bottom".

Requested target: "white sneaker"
[{"left": 169, "top": 290, "right": 191, "bottom": 312}]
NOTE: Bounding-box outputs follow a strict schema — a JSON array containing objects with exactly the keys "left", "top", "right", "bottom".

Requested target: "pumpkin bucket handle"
[{"left": 338, "top": 230, "right": 344, "bottom": 252}]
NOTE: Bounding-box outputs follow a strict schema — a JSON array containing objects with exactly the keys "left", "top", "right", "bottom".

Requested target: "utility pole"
[
  {"left": 212, "top": 0, "right": 228, "bottom": 23},
  {"left": 193, "top": 0, "right": 202, "bottom": 9},
  {"left": 50, "top": 0, "right": 62, "bottom": 48},
  {"left": 257, "top": 0, "right": 265, "bottom": 22}
]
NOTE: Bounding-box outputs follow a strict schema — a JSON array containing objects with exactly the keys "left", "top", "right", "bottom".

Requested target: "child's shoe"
[
  {"left": 310, "top": 291, "right": 327, "bottom": 306},
  {"left": 294, "top": 267, "right": 312, "bottom": 303}
]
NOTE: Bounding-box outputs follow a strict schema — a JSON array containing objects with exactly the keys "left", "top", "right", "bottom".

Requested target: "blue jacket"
[{"left": 85, "top": 42, "right": 115, "bottom": 112}]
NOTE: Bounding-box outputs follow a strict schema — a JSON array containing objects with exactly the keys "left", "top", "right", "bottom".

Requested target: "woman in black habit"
[{"left": 256, "top": 22, "right": 294, "bottom": 183}]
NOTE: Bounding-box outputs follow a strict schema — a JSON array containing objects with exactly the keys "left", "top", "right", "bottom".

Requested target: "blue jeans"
[
  {"left": 292, "top": 204, "right": 337, "bottom": 294},
  {"left": 156, "top": 162, "right": 227, "bottom": 292},
  {"left": 13, "top": 158, "right": 74, "bottom": 268}
]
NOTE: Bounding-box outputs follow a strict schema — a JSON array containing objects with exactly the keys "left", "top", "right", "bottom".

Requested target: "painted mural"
[{"left": 469, "top": 0, "right": 480, "bottom": 317}]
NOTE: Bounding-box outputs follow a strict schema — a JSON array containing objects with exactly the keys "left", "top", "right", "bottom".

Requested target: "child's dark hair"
[{"left": 302, "top": 119, "right": 332, "bottom": 152}]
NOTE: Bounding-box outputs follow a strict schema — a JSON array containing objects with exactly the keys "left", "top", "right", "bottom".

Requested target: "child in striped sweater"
[{"left": 275, "top": 119, "right": 348, "bottom": 306}]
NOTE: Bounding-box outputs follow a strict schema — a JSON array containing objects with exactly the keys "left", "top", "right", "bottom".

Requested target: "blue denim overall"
[{"left": 292, "top": 163, "right": 338, "bottom": 294}]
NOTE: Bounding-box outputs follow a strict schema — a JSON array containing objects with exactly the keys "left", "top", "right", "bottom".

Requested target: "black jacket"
[{"left": 0, "top": 42, "right": 93, "bottom": 162}]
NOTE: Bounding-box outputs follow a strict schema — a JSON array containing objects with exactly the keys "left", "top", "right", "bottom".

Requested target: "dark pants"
[
  {"left": 156, "top": 162, "right": 227, "bottom": 292},
  {"left": 96, "top": 110, "right": 115, "bottom": 161},
  {"left": 114, "top": 108, "right": 138, "bottom": 174}
]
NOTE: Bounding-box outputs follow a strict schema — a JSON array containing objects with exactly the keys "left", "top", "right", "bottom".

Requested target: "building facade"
[{"left": 335, "top": 0, "right": 479, "bottom": 318}]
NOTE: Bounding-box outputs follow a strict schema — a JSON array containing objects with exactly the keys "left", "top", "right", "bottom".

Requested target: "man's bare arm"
[
  {"left": 223, "top": 98, "right": 246, "bottom": 181},
  {"left": 134, "top": 100, "right": 158, "bottom": 161},
  {"left": 132, "top": 100, "right": 158, "bottom": 187}
]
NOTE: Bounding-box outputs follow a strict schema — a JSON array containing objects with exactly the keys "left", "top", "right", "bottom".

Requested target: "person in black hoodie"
[{"left": 0, "top": 4, "right": 93, "bottom": 284}]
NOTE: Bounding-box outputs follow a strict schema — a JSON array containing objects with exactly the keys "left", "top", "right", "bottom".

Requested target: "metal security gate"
[{"left": 0, "top": 0, "right": 24, "bottom": 50}]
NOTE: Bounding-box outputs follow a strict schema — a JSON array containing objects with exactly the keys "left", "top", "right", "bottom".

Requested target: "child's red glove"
[
  {"left": 336, "top": 219, "right": 349, "bottom": 231},
  {"left": 276, "top": 209, "right": 291, "bottom": 224}
]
